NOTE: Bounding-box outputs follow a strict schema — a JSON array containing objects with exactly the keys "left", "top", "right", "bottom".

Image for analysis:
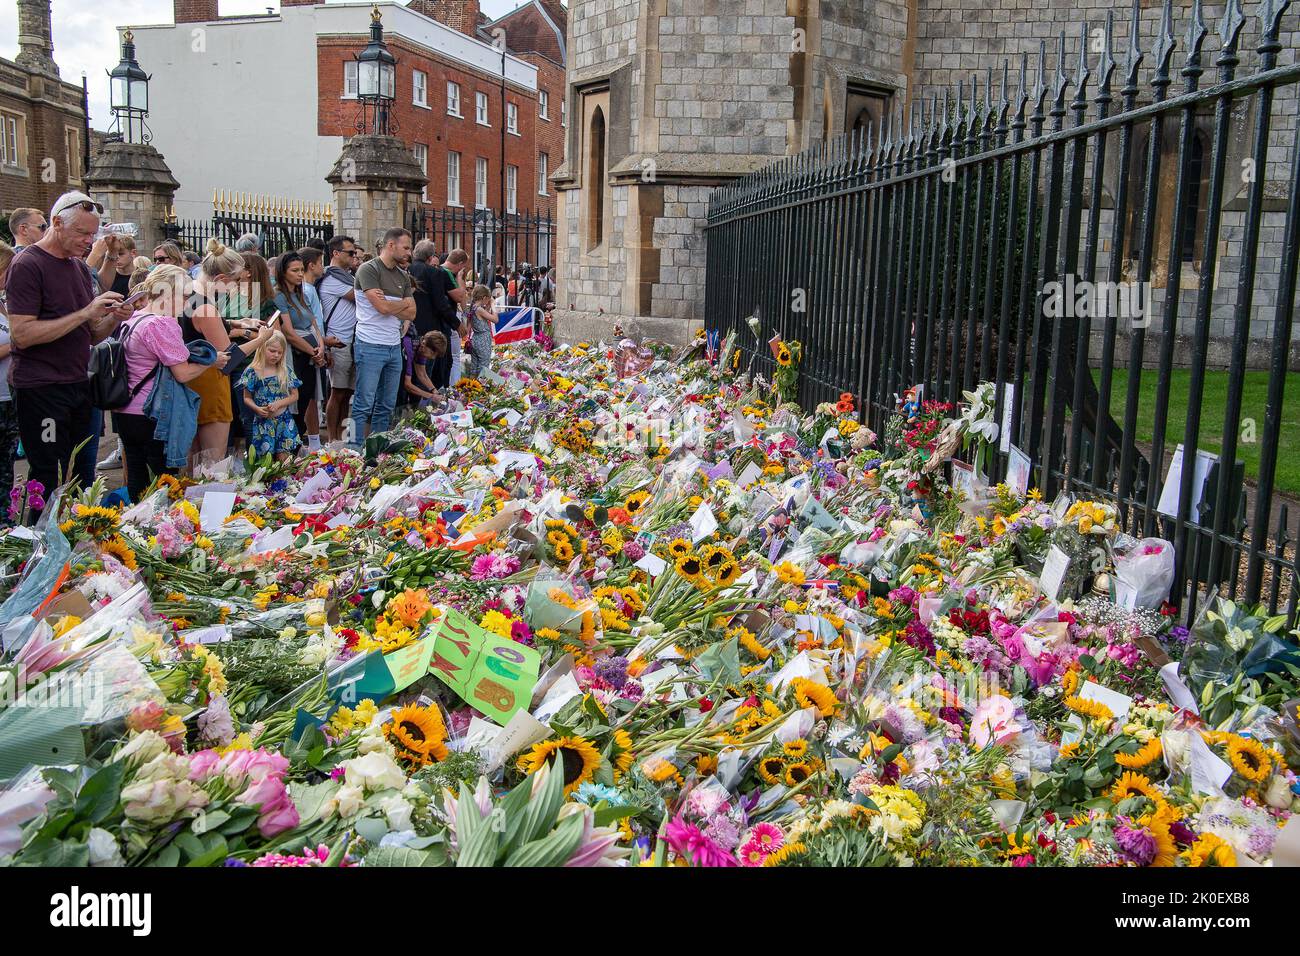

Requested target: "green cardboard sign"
[
  {"left": 428, "top": 609, "right": 541, "bottom": 723},
  {"left": 386, "top": 634, "right": 437, "bottom": 691}
]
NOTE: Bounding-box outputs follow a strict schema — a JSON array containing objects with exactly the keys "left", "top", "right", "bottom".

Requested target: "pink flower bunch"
[
  {"left": 250, "top": 844, "right": 351, "bottom": 867},
  {"left": 737, "top": 822, "right": 785, "bottom": 866},
  {"left": 470, "top": 552, "right": 522, "bottom": 580},
  {"left": 188, "top": 748, "right": 298, "bottom": 838},
  {"left": 664, "top": 816, "right": 737, "bottom": 867}
]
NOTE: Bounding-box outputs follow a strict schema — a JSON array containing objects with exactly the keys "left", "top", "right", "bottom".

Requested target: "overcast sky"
[{"left": 0, "top": 0, "right": 529, "bottom": 129}]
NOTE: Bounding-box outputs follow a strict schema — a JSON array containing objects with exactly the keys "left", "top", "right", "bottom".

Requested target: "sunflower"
[
  {"left": 553, "top": 539, "right": 575, "bottom": 562},
  {"left": 1184, "top": 832, "right": 1237, "bottom": 867},
  {"left": 757, "top": 756, "right": 786, "bottom": 785},
  {"left": 784, "top": 761, "right": 814, "bottom": 786},
  {"left": 383, "top": 704, "right": 449, "bottom": 767},
  {"left": 783, "top": 740, "right": 809, "bottom": 758},
  {"left": 675, "top": 554, "right": 704, "bottom": 581},
  {"left": 699, "top": 545, "right": 731, "bottom": 571},
  {"left": 1226, "top": 736, "right": 1271, "bottom": 782},
  {"left": 775, "top": 344, "right": 792, "bottom": 367},
  {"left": 1109, "top": 771, "right": 1164, "bottom": 807},
  {"left": 1058, "top": 741, "right": 1081, "bottom": 760},
  {"left": 1143, "top": 805, "right": 1178, "bottom": 867},
  {"left": 712, "top": 559, "right": 742, "bottom": 587},
  {"left": 791, "top": 677, "right": 838, "bottom": 718},
  {"left": 1060, "top": 668, "right": 1080, "bottom": 696},
  {"left": 517, "top": 735, "right": 602, "bottom": 794},
  {"left": 99, "top": 535, "right": 139, "bottom": 571},
  {"left": 695, "top": 754, "right": 718, "bottom": 776},
  {"left": 1114, "top": 737, "right": 1163, "bottom": 769},
  {"left": 1063, "top": 694, "right": 1113, "bottom": 723},
  {"left": 624, "top": 490, "right": 650, "bottom": 515},
  {"left": 667, "top": 537, "right": 693, "bottom": 559},
  {"left": 762, "top": 841, "right": 808, "bottom": 866}
]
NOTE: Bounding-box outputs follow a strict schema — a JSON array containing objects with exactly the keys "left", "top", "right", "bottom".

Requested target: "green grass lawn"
[{"left": 1097, "top": 369, "right": 1300, "bottom": 498}]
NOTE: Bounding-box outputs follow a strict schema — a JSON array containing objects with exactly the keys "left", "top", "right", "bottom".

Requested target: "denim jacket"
[{"left": 144, "top": 339, "right": 217, "bottom": 468}]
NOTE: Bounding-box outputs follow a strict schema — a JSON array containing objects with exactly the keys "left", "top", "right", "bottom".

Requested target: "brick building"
[
  {"left": 0, "top": 0, "right": 93, "bottom": 238},
  {"left": 127, "top": 1, "right": 566, "bottom": 235}
]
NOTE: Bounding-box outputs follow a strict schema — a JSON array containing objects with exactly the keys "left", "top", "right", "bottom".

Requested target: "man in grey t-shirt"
[
  {"left": 320, "top": 234, "right": 359, "bottom": 443},
  {"left": 350, "top": 228, "right": 416, "bottom": 438}
]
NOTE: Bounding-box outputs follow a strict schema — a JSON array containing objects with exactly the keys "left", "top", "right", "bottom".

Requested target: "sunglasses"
[
  {"left": 154, "top": 256, "right": 171, "bottom": 263},
  {"left": 53, "top": 199, "right": 104, "bottom": 217}
]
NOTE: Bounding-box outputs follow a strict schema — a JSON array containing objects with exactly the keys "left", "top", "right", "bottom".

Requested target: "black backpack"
[{"left": 87, "top": 317, "right": 160, "bottom": 411}]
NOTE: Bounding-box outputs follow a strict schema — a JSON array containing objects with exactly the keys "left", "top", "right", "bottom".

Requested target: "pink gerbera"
[
  {"left": 748, "top": 821, "right": 784, "bottom": 850},
  {"left": 737, "top": 839, "right": 768, "bottom": 867}
]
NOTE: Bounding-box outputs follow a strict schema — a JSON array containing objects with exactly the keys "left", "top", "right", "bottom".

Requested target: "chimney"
[
  {"left": 15, "top": 0, "right": 59, "bottom": 76},
  {"left": 408, "top": 0, "right": 481, "bottom": 38},
  {"left": 173, "top": 0, "right": 219, "bottom": 24}
]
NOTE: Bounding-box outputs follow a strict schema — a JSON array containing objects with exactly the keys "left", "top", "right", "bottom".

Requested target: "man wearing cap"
[{"left": 4, "top": 191, "right": 133, "bottom": 518}]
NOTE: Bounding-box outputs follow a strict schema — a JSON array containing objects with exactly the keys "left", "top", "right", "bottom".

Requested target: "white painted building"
[{"left": 126, "top": 1, "right": 538, "bottom": 221}]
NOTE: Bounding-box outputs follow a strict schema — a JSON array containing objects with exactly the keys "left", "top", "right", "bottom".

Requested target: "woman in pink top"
[{"left": 114, "top": 265, "right": 223, "bottom": 501}]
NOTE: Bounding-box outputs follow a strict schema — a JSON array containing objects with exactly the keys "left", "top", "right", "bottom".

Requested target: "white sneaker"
[{"left": 96, "top": 445, "right": 122, "bottom": 470}]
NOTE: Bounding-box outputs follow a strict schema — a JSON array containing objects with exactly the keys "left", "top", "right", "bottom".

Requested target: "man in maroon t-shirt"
[{"left": 5, "top": 191, "right": 132, "bottom": 518}]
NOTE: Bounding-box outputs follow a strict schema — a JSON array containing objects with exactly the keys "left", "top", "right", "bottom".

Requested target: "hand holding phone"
[{"left": 121, "top": 289, "right": 151, "bottom": 310}]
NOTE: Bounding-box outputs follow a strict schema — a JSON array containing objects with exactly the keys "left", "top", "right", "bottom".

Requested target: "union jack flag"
[{"left": 494, "top": 306, "right": 536, "bottom": 345}]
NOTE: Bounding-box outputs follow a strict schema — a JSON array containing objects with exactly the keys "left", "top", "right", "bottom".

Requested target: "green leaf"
[
  {"left": 173, "top": 831, "right": 205, "bottom": 860},
  {"left": 455, "top": 815, "right": 501, "bottom": 867},
  {"left": 516, "top": 763, "right": 565, "bottom": 847},
  {"left": 73, "top": 761, "right": 125, "bottom": 825},
  {"left": 184, "top": 836, "right": 229, "bottom": 867},
  {"left": 192, "top": 809, "right": 230, "bottom": 835},
  {"left": 503, "top": 811, "right": 585, "bottom": 867},
  {"left": 592, "top": 804, "right": 640, "bottom": 828},
  {"left": 13, "top": 836, "right": 88, "bottom": 867},
  {"left": 151, "top": 843, "right": 181, "bottom": 867},
  {"left": 364, "top": 845, "right": 447, "bottom": 867},
  {"left": 454, "top": 781, "right": 488, "bottom": 849},
  {"left": 496, "top": 774, "right": 539, "bottom": 857}
]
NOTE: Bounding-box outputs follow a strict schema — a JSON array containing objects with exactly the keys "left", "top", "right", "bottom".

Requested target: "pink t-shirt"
[{"left": 120, "top": 313, "right": 190, "bottom": 415}]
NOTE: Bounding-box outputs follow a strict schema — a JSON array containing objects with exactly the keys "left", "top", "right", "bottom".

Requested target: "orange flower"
[
  {"left": 608, "top": 507, "right": 632, "bottom": 525},
  {"left": 387, "top": 588, "right": 432, "bottom": 628}
]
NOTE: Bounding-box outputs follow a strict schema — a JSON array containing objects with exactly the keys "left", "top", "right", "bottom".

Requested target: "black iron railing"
[
  {"left": 410, "top": 206, "right": 554, "bottom": 282},
  {"left": 163, "top": 195, "right": 334, "bottom": 260},
  {"left": 705, "top": 0, "right": 1300, "bottom": 625}
]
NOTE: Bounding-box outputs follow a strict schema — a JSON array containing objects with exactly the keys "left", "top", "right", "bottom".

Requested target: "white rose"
[
  {"left": 343, "top": 750, "right": 406, "bottom": 793},
  {"left": 326, "top": 784, "right": 365, "bottom": 820},
  {"left": 355, "top": 725, "right": 392, "bottom": 755},
  {"left": 379, "top": 794, "right": 414, "bottom": 832},
  {"left": 87, "top": 827, "right": 124, "bottom": 867},
  {"left": 112, "top": 730, "right": 168, "bottom": 768},
  {"left": 1264, "top": 774, "right": 1292, "bottom": 810}
]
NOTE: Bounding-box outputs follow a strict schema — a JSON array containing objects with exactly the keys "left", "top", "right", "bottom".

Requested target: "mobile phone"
[
  {"left": 264, "top": 310, "right": 281, "bottom": 327},
  {"left": 121, "top": 289, "right": 150, "bottom": 309}
]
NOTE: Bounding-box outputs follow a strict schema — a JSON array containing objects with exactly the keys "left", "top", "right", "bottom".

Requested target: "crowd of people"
[{"left": 0, "top": 191, "right": 549, "bottom": 520}]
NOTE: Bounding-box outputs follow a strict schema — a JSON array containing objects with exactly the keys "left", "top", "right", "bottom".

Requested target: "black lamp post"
[
  {"left": 108, "top": 29, "right": 150, "bottom": 145},
  {"left": 355, "top": 5, "right": 398, "bottom": 136}
]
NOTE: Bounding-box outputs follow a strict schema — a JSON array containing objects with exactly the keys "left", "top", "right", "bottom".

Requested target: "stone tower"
[
  {"left": 551, "top": 0, "right": 907, "bottom": 344},
  {"left": 15, "top": 0, "right": 58, "bottom": 76}
]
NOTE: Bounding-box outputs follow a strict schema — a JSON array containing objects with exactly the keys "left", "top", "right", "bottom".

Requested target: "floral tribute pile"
[{"left": 0, "top": 332, "right": 1297, "bottom": 869}]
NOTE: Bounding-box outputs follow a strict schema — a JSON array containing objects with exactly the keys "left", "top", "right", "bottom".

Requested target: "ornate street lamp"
[
  {"left": 108, "top": 29, "right": 151, "bottom": 144},
  {"left": 355, "top": 5, "right": 398, "bottom": 135}
]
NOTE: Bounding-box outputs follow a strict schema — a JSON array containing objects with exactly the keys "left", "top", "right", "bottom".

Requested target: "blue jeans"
[
  {"left": 350, "top": 340, "right": 403, "bottom": 438},
  {"left": 74, "top": 407, "right": 102, "bottom": 489}
]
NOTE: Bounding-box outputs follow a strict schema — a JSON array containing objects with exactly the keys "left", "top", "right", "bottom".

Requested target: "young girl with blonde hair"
[{"left": 239, "top": 330, "right": 301, "bottom": 459}]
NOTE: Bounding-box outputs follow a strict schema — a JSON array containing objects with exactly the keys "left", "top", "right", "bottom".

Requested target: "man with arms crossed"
[{"left": 350, "top": 228, "right": 417, "bottom": 438}]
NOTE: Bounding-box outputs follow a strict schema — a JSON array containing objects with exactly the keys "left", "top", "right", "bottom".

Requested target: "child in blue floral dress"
[{"left": 239, "top": 331, "right": 302, "bottom": 460}]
